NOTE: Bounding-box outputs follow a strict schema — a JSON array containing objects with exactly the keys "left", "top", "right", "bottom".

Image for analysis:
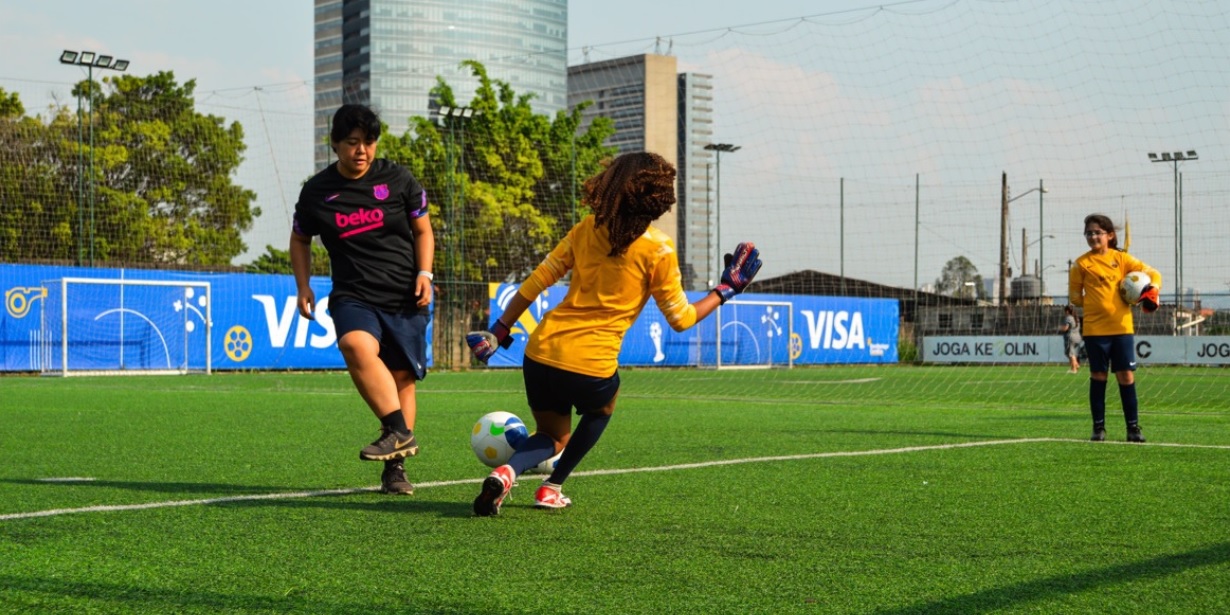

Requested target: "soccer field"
[{"left": 2, "top": 367, "right": 1228, "bottom": 614}]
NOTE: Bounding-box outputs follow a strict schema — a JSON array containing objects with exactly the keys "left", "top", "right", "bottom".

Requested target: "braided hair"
[{"left": 584, "top": 152, "right": 677, "bottom": 257}]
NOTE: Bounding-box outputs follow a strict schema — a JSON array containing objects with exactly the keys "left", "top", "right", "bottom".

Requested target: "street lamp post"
[
  {"left": 1148, "top": 150, "right": 1198, "bottom": 307},
  {"left": 704, "top": 143, "right": 741, "bottom": 275},
  {"left": 1000, "top": 175, "right": 1047, "bottom": 305},
  {"left": 1022, "top": 231, "right": 1055, "bottom": 296},
  {"left": 59, "top": 50, "right": 129, "bottom": 266}
]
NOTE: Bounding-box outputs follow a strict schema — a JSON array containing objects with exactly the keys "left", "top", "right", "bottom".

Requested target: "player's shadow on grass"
[
  {"left": 5, "top": 477, "right": 478, "bottom": 517},
  {"left": 217, "top": 496, "right": 475, "bottom": 518},
  {"left": 874, "top": 541, "right": 1230, "bottom": 615}
]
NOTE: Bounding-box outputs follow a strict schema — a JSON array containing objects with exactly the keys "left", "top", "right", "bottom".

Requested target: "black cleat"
[
  {"left": 380, "top": 460, "right": 414, "bottom": 495},
  {"left": 1127, "top": 423, "right": 1146, "bottom": 443},
  {"left": 1091, "top": 423, "right": 1107, "bottom": 442},
  {"left": 360, "top": 427, "right": 419, "bottom": 461}
]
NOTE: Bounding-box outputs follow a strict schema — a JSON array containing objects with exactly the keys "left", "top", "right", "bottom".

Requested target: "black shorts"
[
  {"left": 1083, "top": 334, "right": 1136, "bottom": 374},
  {"left": 330, "top": 296, "right": 429, "bottom": 380},
  {"left": 523, "top": 356, "right": 620, "bottom": 416}
]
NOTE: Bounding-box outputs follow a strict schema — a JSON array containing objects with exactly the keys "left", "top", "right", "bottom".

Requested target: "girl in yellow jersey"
[
  {"left": 1068, "top": 214, "right": 1161, "bottom": 443},
  {"left": 466, "top": 152, "right": 762, "bottom": 515}
]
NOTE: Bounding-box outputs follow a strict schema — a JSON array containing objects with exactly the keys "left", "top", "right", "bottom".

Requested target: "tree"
[
  {"left": 0, "top": 74, "right": 258, "bottom": 266},
  {"left": 92, "top": 72, "right": 258, "bottom": 265},
  {"left": 379, "top": 60, "right": 616, "bottom": 284},
  {"left": 936, "top": 256, "right": 986, "bottom": 300},
  {"left": 246, "top": 244, "right": 330, "bottom": 275},
  {"left": 0, "top": 88, "right": 77, "bottom": 262}
]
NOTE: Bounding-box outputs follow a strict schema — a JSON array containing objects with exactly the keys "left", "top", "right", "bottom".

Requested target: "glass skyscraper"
[{"left": 313, "top": 0, "right": 567, "bottom": 169}]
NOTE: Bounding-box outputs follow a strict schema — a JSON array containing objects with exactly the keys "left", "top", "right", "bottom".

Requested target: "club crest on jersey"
[{"left": 373, "top": 184, "right": 390, "bottom": 200}]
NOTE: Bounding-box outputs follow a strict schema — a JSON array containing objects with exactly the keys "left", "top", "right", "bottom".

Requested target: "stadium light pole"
[
  {"left": 435, "top": 106, "right": 478, "bottom": 283},
  {"left": 704, "top": 143, "right": 741, "bottom": 274},
  {"left": 59, "top": 50, "right": 129, "bottom": 266},
  {"left": 1148, "top": 150, "right": 1198, "bottom": 307}
]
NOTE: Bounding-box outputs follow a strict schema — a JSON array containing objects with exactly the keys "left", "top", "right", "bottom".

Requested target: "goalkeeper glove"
[
  {"left": 466, "top": 320, "right": 514, "bottom": 364},
  {"left": 1138, "top": 285, "right": 1160, "bottom": 313},
  {"left": 713, "top": 242, "right": 763, "bottom": 304}
]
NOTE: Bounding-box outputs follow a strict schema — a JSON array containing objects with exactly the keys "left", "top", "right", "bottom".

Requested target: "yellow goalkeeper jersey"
[
  {"left": 1068, "top": 249, "right": 1161, "bottom": 336},
  {"left": 520, "top": 215, "right": 698, "bottom": 378}
]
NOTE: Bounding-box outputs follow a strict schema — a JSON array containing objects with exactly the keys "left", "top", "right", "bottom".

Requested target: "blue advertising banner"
[
  {"left": 481, "top": 283, "right": 899, "bottom": 367},
  {"left": 1, "top": 264, "right": 431, "bottom": 372}
]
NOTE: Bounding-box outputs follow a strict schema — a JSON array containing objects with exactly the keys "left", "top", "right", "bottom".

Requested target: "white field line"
[{"left": 4, "top": 437, "right": 1229, "bottom": 522}]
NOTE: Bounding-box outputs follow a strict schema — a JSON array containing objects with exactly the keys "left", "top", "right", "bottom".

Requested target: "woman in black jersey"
[{"left": 290, "top": 104, "right": 435, "bottom": 495}]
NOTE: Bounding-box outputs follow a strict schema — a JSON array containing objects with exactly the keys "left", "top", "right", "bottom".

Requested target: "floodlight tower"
[
  {"left": 59, "top": 50, "right": 129, "bottom": 266},
  {"left": 1148, "top": 150, "right": 1198, "bottom": 307},
  {"left": 704, "top": 143, "right": 741, "bottom": 280}
]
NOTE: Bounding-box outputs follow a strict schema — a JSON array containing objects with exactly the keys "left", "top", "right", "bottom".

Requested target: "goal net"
[
  {"left": 39, "top": 278, "right": 212, "bottom": 376},
  {"left": 698, "top": 299, "right": 795, "bottom": 370}
]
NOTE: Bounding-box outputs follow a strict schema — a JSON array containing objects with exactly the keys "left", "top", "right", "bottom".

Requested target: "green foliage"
[
  {"left": 380, "top": 60, "right": 616, "bottom": 283},
  {"left": 936, "top": 255, "right": 987, "bottom": 299},
  {"left": 0, "top": 74, "right": 258, "bottom": 265},
  {"left": 246, "top": 243, "right": 331, "bottom": 275}
]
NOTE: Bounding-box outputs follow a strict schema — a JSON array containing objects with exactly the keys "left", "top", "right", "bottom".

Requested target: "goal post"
[
  {"left": 39, "top": 277, "right": 213, "bottom": 376},
  {"left": 700, "top": 299, "right": 795, "bottom": 369}
]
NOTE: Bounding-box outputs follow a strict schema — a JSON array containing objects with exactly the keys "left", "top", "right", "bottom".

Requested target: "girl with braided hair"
[{"left": 466, "top": 151, "right": 762, "bottom": 515}]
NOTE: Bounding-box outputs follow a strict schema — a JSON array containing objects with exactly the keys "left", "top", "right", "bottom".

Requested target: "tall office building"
[
  {"left": 567, "top": 54, "right": 681, "bottom": 274},
  {"left": 568, "top": 54, "right": 720, "bottom": 290},
  {"left": 313, "top": 0, "right": 568, "bottom": 169},
  {"left": 677, "top": 72, "right": 715, "bottom": 290}
]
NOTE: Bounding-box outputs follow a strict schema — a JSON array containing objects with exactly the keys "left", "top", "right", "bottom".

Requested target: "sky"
[{"left": 3, "top": 1, "right": 1229, "bottom": 301}]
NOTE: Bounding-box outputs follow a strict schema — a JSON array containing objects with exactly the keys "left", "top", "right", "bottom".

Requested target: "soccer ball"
[
  {"left": 1119, "top": 271, "right": 1152, "bottom": 306},
  {"left": 471, "top": 411, "right": 529, "bottom": 468}
]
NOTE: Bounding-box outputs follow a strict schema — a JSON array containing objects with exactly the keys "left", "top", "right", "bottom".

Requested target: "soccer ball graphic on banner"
[
  {"left": 1119, "top": 271, "right": 1152, "bottom": 306},
  {"left": 471, "top": 411, "right": 529, "bottom": 468}
]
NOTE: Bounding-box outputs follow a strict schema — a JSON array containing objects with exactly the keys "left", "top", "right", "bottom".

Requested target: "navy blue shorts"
[
  {"left": 1083, "top": 334, "right": 1136, "bottom": 374},
  {"left": 329, "top": 296, "right": 429, "bottom": 380},
  {"left": 523, "top": 356, "right": 620, "bottom": 416}
]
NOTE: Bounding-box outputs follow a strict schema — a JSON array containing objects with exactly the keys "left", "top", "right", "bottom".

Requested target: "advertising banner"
[
  {"left": 921, "top": 335, "right": 1230, "bottom": 366},
  {"left": 481, "top": 283, "right": 899, "bottom": 367},
  {"left": 1, "top": 264, "right": 429, "bottom": 372}
]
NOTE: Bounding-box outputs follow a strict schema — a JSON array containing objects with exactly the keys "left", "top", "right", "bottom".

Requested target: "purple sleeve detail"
[
  {"left": 292, "top": 212, "right": 311, "bottom": 237},
  {"left": 408, "top": 189, "right": 428, "bottom": 219}
]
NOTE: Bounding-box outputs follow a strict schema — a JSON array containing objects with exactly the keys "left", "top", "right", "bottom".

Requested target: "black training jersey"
[{"left": 293, "top": 159, "right": 429, "bottom": 314}]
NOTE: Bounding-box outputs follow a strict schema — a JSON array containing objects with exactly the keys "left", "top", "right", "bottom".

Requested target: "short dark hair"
[{"left": 331, "top": 104, "right": 382, "bottom": 144}]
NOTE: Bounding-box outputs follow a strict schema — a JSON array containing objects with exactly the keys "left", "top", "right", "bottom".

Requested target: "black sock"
[
  {"left": 547, "top": 412, "right": 611, "bottom": 486},
  {"left": 1090, "top": 379, "right": 1107, "bottom": 425},
  {"left": 379, "top": 410, "right": 408, "bottom": 435},
  {"left": 507, "top": 433, "right": 558, "bottom": 477},
  {"left": 1120, "top": 383, "right": 1139, "bottom": 425}
]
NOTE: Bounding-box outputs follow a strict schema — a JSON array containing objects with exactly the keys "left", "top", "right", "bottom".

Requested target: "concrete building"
[
  {"left": 568, "top": 54, "right": 718, "bottom": 290},
  {"left": 313, "top": 0, "right": 567, "bottom": 169}
]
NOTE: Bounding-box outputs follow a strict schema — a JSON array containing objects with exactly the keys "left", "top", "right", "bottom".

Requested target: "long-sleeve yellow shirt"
[
  {"left": 519, "top": 215, "right": 698, "bottom": 378},
  {"left": 1068, "top": 249, "right": 1161, "bottom": 336}
]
